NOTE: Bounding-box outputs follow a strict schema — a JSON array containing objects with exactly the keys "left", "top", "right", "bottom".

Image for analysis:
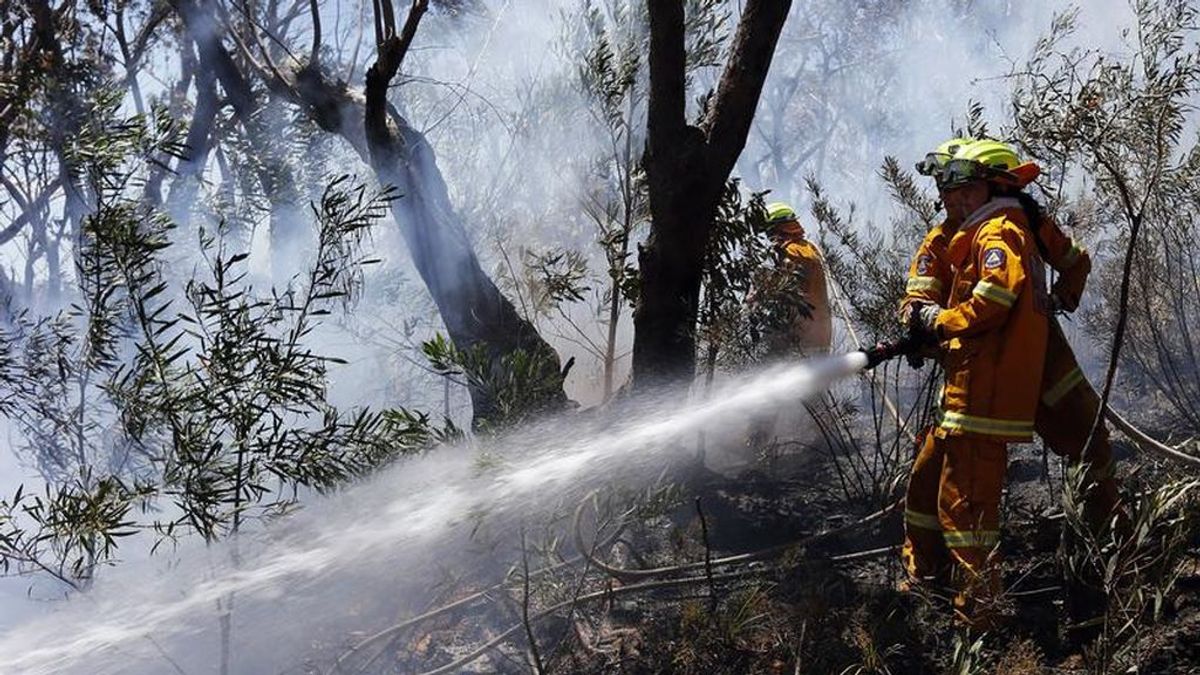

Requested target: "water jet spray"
[{"left": 0, "top": 352, "right": 883, "bottom": 675}]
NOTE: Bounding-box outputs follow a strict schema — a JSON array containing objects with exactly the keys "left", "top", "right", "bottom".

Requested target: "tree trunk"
[
  {"left": 379, "top": 111, "right": 568, "bottom": 421},
  {"left": 632, "top": 0, "right": 791, "bottom": 389},
  {"left": 174, "top": 0, "right": 303, "bottom": 276},
  {"left": 164, "top": 53, "right": 220, "bottom": 225},
  {"left": 208, "top": 50, "right": 568, "bottom": 423},
  {"left": 633, "top": 132, "right": 717, "bottom": 385}
]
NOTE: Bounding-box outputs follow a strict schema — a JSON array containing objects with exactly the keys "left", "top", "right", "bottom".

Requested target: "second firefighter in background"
[{"left": 761, "top": 202, "right": 832, "bottom": 357}]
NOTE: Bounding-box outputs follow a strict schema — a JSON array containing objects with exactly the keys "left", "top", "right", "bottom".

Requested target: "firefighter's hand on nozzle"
[{"left": 908, "top": 303, "right": 940, "bottom": 339}]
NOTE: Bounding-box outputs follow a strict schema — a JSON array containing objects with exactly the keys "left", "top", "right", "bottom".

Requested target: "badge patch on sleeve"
[
  {"left": 916, "top": 254, "right": 933, "bottom": 274},
  {"left": 983, "top": 248, "right": 1007, "bottom": 270}
]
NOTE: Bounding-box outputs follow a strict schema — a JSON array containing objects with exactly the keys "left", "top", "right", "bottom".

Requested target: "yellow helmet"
[
  {"left": 914, "top": 137, "right": 975, "bottom": 177},
  {"left": 955, "top": 138, "right": 1020, "bottom": 171},
  {"left": 939, "top": 138, "right": 1040, "bottom": 189},
  {"left": 765, "top": 202, "right": 798, "bottom": 226}
]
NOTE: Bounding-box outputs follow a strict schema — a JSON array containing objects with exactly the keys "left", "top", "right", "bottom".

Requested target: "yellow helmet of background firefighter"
[{"left": 766, "top": 202, "right": 799, "bottom": 226}]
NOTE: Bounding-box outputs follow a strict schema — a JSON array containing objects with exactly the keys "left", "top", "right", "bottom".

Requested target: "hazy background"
[{"left": 0, "top": 0, "right": 1152, "bottom": 669}]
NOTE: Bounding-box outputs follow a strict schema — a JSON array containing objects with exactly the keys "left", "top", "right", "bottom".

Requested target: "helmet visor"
[
  {"left": 938, "top": 158, "right": 990, "bottom": 188},
  {"left": 915, "top": 152, "right": 952, "bottom": 177}
]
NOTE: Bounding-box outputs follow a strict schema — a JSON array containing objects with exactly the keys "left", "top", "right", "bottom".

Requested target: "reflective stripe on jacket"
[
  {"left": 1035, "top": 214, "right": 1091, "bottom": 312},
  {"left": 902, "top": 211, "right": 1092, "bottom": 420},
  {"left": 932, "top": 198, "right": 1049, "bottom": 441},
  {"left": 903, "top": 224, "right": 951, "bottom": 310}
]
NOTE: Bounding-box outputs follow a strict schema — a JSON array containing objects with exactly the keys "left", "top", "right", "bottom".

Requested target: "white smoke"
[{"left": 0, "top": 0, "right": 1153, "bottom": 669}]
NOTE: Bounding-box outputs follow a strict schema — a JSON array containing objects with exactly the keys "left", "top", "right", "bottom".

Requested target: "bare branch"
[
  {"left": 308, "top": 0, "right": 320, "bottom": 64},
  {"left": 0, "top": 175, "right": 62, "bottom": 246},
  {"left": 364, "top": 0, "right": 427, "bottom": 157},
  {"left": 702, "top": 0, "right": 794, "bottom": 180}
]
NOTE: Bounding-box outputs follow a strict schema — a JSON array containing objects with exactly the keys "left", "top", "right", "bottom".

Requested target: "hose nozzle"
[{"left": 861, "top": 334, "right": 924, "bottom": 370}]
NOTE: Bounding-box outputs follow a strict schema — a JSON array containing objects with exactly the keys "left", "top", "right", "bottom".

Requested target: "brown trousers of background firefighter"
[{"left": 902, "top": 319, "right": 1119, "bottom": 622}]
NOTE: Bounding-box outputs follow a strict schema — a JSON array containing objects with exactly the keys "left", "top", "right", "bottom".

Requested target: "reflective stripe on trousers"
[
  {"left": 938, "top": 409, "right": 1034, "bottom": 438},
  {"left": 1042, "top": 366, "right": 1085, "bottom": 407}
]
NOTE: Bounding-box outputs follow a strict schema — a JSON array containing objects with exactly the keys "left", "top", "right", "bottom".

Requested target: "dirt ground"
[{"left": 322, "top": 433, "right": 1200, "bottom": 675}]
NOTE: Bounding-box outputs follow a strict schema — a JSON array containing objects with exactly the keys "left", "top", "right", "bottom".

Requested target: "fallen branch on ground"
[
  {"left": 415, "top": 568, "right": 768, "bottom": 675},
  {"left": 326, "top": 505, "right": 631, "bottom": 675}
]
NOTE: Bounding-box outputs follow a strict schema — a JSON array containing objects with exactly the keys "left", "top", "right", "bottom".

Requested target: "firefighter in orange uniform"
[
  {"left": 899, "top": 139, "right": 1051, "bottom": 625},
  {"left": 762, "top": 202, "right": 832, "bottom": 356},
  {"left": 901, "top": 140, "right": 1121, "bottom": 554}
]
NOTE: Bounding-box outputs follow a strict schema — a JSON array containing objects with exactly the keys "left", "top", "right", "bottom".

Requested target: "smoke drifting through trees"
[{"left": 2, "top": 0, "right": 1199, "bottom": 672}]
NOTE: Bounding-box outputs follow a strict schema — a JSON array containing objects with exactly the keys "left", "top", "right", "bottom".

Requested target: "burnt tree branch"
[
  {"left": 174, "top": 0, "right": 305, "bottom": 262},
  {"left": 308, "top": 0, "right": 321, "bottom": 64},
  {"left": 702, "top": 0, "right": 792, "bottom": 180},
  {"left": 200, "top": 0, "right": 564, "bottom": 423},
  {"left": 365, "top": 0, "right": 427, "bottom": 154}
]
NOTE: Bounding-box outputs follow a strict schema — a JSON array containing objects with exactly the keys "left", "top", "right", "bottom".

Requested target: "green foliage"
[
  {"left": 695, "top": 181, "right": 784, "bottom": 370},
  {"left": 946, "top": 631, "right": 985, "bottom": 675},
  {"left": 669, "top": 584, "right": 783, "bottom": 673},
  {"left": 0, "top": 106, "right": 446, "bottom": 586},
  {"left": 1060, "top": 473, "right": 1199, "bottom": 669},
  {"left": 950, "top": 100, "right": 990, "bottom": 142},
  {"left": 525, "top": 247, "right": 591, "bottom": 309},
  {"left": 575, "top": 0, "right": 644, "bottom": 131},
  {"left": 1010, "top": 1, "right": 1200, "bottom": 433},
  {"left": 683, "top": 0, "right": 730, "bottom": 75},
  {"left": 0, "top": 474, "right": 153, "bottom": 587},
  {"left": 421, "top": 332, "right": 567, "bottom": 431}
]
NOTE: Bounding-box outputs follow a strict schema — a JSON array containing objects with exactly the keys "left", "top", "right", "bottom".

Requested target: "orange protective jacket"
[
  {"left": 904, "top": 209, "right": 1091, "bottom": 311},
  {"left": 904, "top": 206, "right": 1094, "bottom": 409},
  {"left": 765, "top": 233, "right": 833, "bottom": 354},
  {"left": 903, "top": 198, "right": 1051, "bottom": 441},
  {"left": 784, "top": 238, "right": 833, "bottom": 352}
]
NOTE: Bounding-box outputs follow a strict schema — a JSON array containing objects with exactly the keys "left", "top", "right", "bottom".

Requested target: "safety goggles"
[
  {"left": 914, "top": 152, "right": 953, "bottom": 177},
  {"left": 936, "top": 158, "right": 992, "bottom": 188},
  {"left": 941, "top": 159, "right": 1024, "bottom": 190}
]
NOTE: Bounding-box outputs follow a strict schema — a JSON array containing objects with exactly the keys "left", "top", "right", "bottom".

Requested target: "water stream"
[{"left": 0, "top": 352, "right": 868, "bottom": 674}]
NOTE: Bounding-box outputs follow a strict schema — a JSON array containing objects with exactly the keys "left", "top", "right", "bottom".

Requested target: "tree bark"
[
  {"left": 359, "top": 17, "right": 566, "bottom": 421},
  {"left": 633, "top": 0, "right": 791, "bottom": 388},
  {"left": 29, "top": 0, "right": 91, "bottom": 305},
  {"left": 164, "top": 51, "right": 220, "bottom": 224}
]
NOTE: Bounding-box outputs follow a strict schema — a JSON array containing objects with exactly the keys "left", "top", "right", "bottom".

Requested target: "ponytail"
[{"left": 994, "top": 187, "right": 1050, "bottom": 260}]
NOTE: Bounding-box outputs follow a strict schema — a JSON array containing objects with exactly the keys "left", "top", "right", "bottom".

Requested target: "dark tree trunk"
[
  {"left": 633, "top": 0, "right": 791, "bottom": 389},
  {"left": 164, "top": 51, "right": 220, "bottom": 224},
  {"left": 145, "top": 31, "right": 197, "bottom": 208},
  {"left": 30, "top": 0, "right": 90, "bottom": 306},
  {"left": 359, "top": 26, "right": 566, "bottom": 420}
]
